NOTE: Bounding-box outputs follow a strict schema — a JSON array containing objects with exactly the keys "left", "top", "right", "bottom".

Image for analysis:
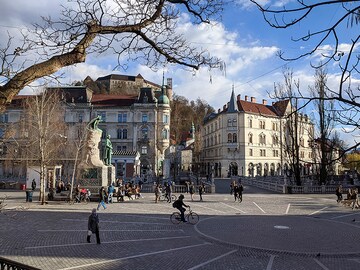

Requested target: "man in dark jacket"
[{"left": 87, "top": 208, "right": 100, "bottom": 244}]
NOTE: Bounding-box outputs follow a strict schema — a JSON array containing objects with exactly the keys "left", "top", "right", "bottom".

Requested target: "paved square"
[{"left": 1, "top": 185, "right": 360, "bottom": 270}]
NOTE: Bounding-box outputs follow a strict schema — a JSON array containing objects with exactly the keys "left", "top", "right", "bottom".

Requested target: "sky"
[{"left": 0, "top": 0, "right": 358, "bottom": 141}]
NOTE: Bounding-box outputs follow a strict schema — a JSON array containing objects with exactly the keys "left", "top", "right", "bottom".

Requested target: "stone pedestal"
[{"left": 75, "top": 129, "right": 115, "bottom": 191}]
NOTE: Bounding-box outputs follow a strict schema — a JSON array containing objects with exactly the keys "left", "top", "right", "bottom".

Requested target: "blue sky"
[{"left": 0, "top": 0, "right": 356, "bottom": 138}]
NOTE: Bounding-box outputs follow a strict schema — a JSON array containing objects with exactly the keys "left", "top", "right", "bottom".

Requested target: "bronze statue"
[
  {"left": 88, "top": 115, "right": 102, "bottom": 131},
  {"left": 103, "top": 135, "right": 113, "bottom": 166}
]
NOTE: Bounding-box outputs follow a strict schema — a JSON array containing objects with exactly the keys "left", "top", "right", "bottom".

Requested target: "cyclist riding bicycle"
[{"left": 172, "top": 194, "right": 189, "bottom": 222}]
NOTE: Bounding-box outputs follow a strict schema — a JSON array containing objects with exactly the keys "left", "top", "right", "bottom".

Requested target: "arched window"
[
  {"left": 232, "top": 133, "right": 237, "bottom": 143},
  {"left": 248, "top": 118, "right": 253, "bottom": 128},
  {"left": 122, "top": 129, "right": 128, "bottom": 139},
  {"left": 248, "top": 133, "right": 253, "bottom": 144},
  {"left": 259, "top": 133, "right": 266, "bottom": 144},
  {"left": 117, "top": 128, "right": 122, "bottom": 139},
  {"left": 228, "top": 133, "right": 232, "bottom": 143},
  {"left": 232, "top": 119, "right": 237, "bottom": 127}
]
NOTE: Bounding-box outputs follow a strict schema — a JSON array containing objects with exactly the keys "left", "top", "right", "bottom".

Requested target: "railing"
[
  {"left": 242, "top": 177, "right": 343, "bottom": 194},
  {"left": 0, "top": 256, "right": 40, "bottom": 270}
]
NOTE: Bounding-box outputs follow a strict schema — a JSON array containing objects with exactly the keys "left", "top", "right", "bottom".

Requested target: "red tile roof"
[
  {"left": 237, "top": 100, "right": 278, "bottom": 116},
  {"left": 91, "top": 94, "right": 138, "bottom": 107}
]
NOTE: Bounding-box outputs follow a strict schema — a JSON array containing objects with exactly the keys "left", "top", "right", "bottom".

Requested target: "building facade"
[
  {"left": 201, "top": 91, "right": 315, "bottom": 178},
  {"left": 0, "top": 74, "right": 171, "bottom": 182}
]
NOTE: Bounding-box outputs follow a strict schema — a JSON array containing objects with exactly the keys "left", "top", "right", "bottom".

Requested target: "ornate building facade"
[{"left": 0, "top": 74, "right": 171, "bottom": 182}]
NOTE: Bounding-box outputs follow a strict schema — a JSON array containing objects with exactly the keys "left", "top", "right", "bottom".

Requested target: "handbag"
[{"left": 87, "top": 230, "right": 92, "bottom": 236}]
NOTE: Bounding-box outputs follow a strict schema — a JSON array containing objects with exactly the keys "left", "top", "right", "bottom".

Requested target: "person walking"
[
  {"left": 97, "top": 187, "right": 107, "bottom": 210},
  {"left": 87, "top": 208, "right": 100, "bottom": 244},
  {"left": 198, "top": 183, "right": 205, "bottom": 201},
  {"left": 189, "top": 182, "right": 195, "bottom": 201},
  {"left": 31, "top": 179, "right": 36, "bottom": 191},
  {"left": 154, "top": 183, "right": 161, "bottom": 203}
]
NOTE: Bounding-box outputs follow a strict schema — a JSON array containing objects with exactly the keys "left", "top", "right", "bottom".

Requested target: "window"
[
  {"left": 97, "top": 112, "right": 106, "bottom": 122},
  {"left": 259, "top": 120, "right": 265, "bottom": 129},
  {"left": 0, "top": 113, "right": 8, "bottom": 123},
  {"left": 163, "top": 114, "right": 169, "bottom": 124},
  {"left": 122, "top": 129, "right": 127, "bottom": 139},
  {"left": 0, "top": 128, "right": 4, "bottom": 138},
  {"left": 162, "top": 129, "right": 168, "bottom": 139},
  {"left": 273, "top": 150, "right": 279, "bottom": 157},
  {"left": 248, "top": 118, "right": 253, "bottom": 128},
  {"left": 248, "top": 133, "right": 253, "bottom": 144},
  {"left": 141, "top": 127, "right": 148, "bottom": 139},
  {"left": 118, "top": 113, "right": 127, "bottom": 123},
  {"left": 117, "top": 128, "right": 122, "bottom": 139},
  {"left": 300, "top": 151, "right": 305, "bottom": 158},
  {"left": 260, "top": 149, "right": 266, "bottom": 157},
  {"left": 228, "top": 133, "right": 232, "bottom": 143},
  {"left": 78, "top": 113, "right": 83, "bottom": 123},
  {"left": 141, "top": 146, "right": 147, "bottom": 154},
  {"left": 142, "top": 113, "right": 148, "bottom": 123},
  {"left": 249, "top": 149, "right": 253, "bottom": 156},
  {"left": 232, "top": 133, "right": 237, "bottom": 143},
  {"left": 259, "top": 133, "right": 266, "bottom": 144},
  {"left": 227, "top": 119, "right": 232, "bottom": 127},
  {"left": 232, "top": 119, "right": 237, "bottom": 127}
]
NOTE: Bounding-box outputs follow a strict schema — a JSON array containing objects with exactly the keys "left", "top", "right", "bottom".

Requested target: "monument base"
[{"left": 76, "top": 165, "right": 115, "bottom": 193}]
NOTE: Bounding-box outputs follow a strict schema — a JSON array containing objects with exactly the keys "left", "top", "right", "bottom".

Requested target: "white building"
[{"left": 201, "top": 91, "right": 314, "bottom": 178}]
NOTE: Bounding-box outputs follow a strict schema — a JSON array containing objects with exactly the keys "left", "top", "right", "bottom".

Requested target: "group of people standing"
[{"left": 230, "top": 181, "right": 244, "bottom": 202}]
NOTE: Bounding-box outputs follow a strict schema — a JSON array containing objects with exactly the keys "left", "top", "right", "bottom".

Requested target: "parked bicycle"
[
  {"left": 66, "top": 189, "right": 91, "bottom": 204},
  {"left": 170, "top": 206, "right": 199, "bottom": 225}
]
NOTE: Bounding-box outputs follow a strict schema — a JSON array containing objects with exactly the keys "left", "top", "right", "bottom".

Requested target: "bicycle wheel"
[
  {"left": 170, "top": 212, "right": 181, "bottom": 224},
  {"left": 187, "top": 212, "right": 199, "bottom": 225},
  {"left": 160, "top": 194, "right": 166, "bottom": 201},
  {"left": 171, "top": 194, "right": 177, "bottom": 201}
]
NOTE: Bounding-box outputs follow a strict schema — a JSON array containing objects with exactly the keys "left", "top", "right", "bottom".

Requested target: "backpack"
[{"left": 172, "top": 200, "right": 180, "bottom": 208}]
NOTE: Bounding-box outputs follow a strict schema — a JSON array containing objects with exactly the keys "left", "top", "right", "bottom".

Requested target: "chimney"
[
  {"left": 237, "top": 94, "right": 241, "bottom": 101},
  {"left": 223, "top": 104, "right": 226, "bottom": 111},
  {"left": 245, "top": 95, "right": 248, "bottom": 101},
  {"left": 262, "top": 99, "right": 267, "bottom": 105},
  {"left": 251, "top": 97, "right": 256, "bottom": 103}
]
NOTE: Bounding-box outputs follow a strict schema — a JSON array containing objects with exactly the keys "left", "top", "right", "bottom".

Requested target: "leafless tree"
[
  {"left": 251, "top": 0, "right": 360, "bottom": 153},
  {"left": 0, "top": 0, "right": 224, "bottom": 109},
  {"left": 23, "top": 89, "right": 67, "bottom": 204},
  {"left": 309, "top": 67, "right": 339, "bottom": 183},
  {"left": 274, "top": 69, "right": 309, "bottom": 186}
]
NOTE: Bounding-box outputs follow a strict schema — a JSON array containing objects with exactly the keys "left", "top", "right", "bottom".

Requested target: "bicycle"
[
  {"left": 170, "top": 206, "right": 199, "bottom": 225},
  {"left": 160, "top": 193, "right": 177, "bottom": 202},
  {"left": 66, "top": 190, "right": 91, "bottom": 205}
]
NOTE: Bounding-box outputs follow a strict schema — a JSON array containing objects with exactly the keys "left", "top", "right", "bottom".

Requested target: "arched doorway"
[
  {"left": 248, "top": 163, "right": 254, "bottom": 177},
  {"left": 228, "top": 162, "right": 238, "bottom": 177}
]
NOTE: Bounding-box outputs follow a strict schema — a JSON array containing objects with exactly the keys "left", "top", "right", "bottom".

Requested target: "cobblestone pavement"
[{"left": 1, "top": 187, "right": 360, "bottom": 270}]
